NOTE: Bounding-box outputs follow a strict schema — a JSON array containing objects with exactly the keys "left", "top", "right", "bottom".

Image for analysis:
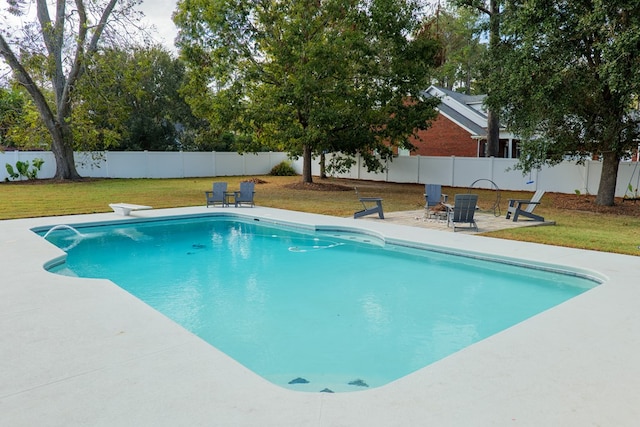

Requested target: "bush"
[
  {"left": 5, "top": 158, "right": 44, "bottom": 181},
  {"left": 269, "top": 161, "right": 297, "bottom": 176}
]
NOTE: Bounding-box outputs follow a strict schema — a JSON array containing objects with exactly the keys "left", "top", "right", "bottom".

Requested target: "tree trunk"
[
  {"left": 319, "top": 152, "right": 327, "bottom": 179},
  {"left": 51, "top": 122, "right": 81, "bottom": 180},
  {"left": 485, "top": 109, "right": 500, "bottom": 157},
  {"left": 485, "top": 0, "right": 501, "bottom": 158},
  {"left": 595, "top": 152, "right": 619, "bottom": 206},
  {"left": 302, "top": 143, "right": 313, "bottom": 183}
]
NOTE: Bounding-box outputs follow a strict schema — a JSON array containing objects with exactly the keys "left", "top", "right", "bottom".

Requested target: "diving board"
[{"left": 109, "top": 203, "right": 153, "bottom": 216}]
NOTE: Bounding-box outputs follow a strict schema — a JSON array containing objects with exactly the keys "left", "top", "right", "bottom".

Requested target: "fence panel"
[
  {"left": 387, "top": 156, "right": 420, "bottom": 183},
  {"left": 105, "top": 152, "right": 148, "bottom": 178},
  {"left": 617, "top": 162, "right": 639, "bottom": 197},
  {"left": 452, "top": 157, "right": 493, "bottom": 188},
  {"left": 487, "top": 159, "right": 525, "bottom": 190},
  {"left": 182, "top": 152, "right": 215, "bottom": 177},
  {"left": 146, "top": 152, "right": 184, "bottom": 178},
  {"left": 1, "top": 150, "right": 638, "bottom": 197},
  {"left": 417, "top": 156, "right": 455, "bottom": 186},
  {"left": 76, "top": 152, "right": 109, "bottom": 178}
]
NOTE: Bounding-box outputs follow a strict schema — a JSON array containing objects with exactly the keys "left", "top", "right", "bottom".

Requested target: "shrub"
[
  {"left": 4, "top": 158, "right": 44, "bottom": 181},
  {"left": 269, "top": 161, "right": 297, "bottom": 176}
]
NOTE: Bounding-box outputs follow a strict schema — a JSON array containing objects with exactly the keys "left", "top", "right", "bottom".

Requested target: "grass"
[{"left": 1, "top": 175, "right": 638, "bottom": 256}]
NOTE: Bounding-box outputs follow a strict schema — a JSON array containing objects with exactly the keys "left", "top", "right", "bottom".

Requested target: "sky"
[
  {"left": 138, "top": 0, "right": 179, "bottom": 51},
  {"left": 0, "top": 1, "right": 179, "bottom": 80}
]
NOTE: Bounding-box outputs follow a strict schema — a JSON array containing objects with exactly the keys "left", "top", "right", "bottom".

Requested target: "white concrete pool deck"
[{"left": 1, "top": 206, "right": 639, "bottom": 426}]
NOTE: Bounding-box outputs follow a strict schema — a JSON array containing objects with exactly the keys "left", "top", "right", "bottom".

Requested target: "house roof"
[{"left": 423, "top": 86, "right": 493, "bottom": 138}]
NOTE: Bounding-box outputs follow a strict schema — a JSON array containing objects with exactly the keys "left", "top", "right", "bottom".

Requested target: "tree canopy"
[
  {"left": 76, "top": 45, "right": 203, "bottom": 151},
  {"left": 453, "top": 0, "right": 502, "bottom": 157},
  {"left": 487, "top": 0, "right": 640, "bottom": 205},
  {"left": 421, "top": 4, "right": 486, "bottom": 94},
  {"left": 174, "top": 0, "right": 441, "bottom": 183},
  {"left": 0, "top": 0, "right": 140, "bottom": 179}
]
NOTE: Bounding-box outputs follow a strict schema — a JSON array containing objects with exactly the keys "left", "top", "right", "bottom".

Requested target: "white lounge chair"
[{"left": 506, "top": 190, "right": 545, "bottom": 222}]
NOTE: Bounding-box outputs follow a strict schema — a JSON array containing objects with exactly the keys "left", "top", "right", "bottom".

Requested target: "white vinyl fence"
[
  {"left": 1, "top": 151, "right": 289, "bottom": 180},
  {"left": 2, "top": 150, "right": 639, "bottom": 198},
  {"left": 303, "top": 154, "right": 639, "bottom": 198}
]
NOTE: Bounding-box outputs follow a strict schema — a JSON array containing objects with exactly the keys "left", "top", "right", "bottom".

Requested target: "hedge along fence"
[{"left": 1, "top": 150, "right": 638, "bottom": 197}]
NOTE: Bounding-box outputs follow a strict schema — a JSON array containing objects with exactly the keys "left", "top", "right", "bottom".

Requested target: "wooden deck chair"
[
  {"left": 447, "top": 194, "right": 479, "bottom": 231},
  {"left": 353, "top": 187, "right": 384, "bottom": 219},
  {"left": 506, "top": 190, "right": 545, "bottom": 222},
  {"left": 205, "top": 182, "right": 228, "bottom": 207},
  {"left": 234, "top": 181, "right": 255, "bottom": 207},
  {"left": 424, "top": 184, "right": 448, "bottom": 219}
]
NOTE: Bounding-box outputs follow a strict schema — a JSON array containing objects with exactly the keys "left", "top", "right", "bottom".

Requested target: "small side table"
[{"left": 223, "top": 192, "right": 235, "bottom": 207}]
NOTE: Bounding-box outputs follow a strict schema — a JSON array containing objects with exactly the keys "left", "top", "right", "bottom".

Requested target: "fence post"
[
  {"left": 180, "top": 151, "right": 185, "bottom": 178},
  {"left": 584, "top": 161, "right": 591, "bottom": 194},
  {"left": 490, "top": 156, "right": 495, "bottom": 184},
  {"left": 450, "top": 156, "right": 455, "bottom": 186}
]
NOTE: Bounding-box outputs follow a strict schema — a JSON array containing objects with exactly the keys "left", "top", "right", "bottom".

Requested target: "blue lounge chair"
[
  {"left": 353, "top": 187, "right": 384, "bottom": 219},
  {"left": 205, "top": 182, "right": 228, "bottom": 207},
  {"left": 506, "top": 190, "right": 545, "bottom": 222},
  {"left": 424, "top": 184, "right": 447, "bottom": 219},
  {"left": 447, "top": 194, "right": 479, "bottom": 231},
  {"left": 234, "top": 181, "right": 255, "bottom": 207}
]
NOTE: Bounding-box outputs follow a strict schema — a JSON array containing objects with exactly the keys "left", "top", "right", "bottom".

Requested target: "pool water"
[{"left": 41, "top": 216, "right": 597, "bottom": 393}]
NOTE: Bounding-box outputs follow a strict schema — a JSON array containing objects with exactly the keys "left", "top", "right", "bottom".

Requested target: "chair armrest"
[
  {"left": 508, "top": 198, "right": 540, "bottom": 207},
  {"left": 511, "top": 200, "right": 541, "bottom": 206},
  {"left": 359, "top": 197, "right": 382, "bottom": 202}
]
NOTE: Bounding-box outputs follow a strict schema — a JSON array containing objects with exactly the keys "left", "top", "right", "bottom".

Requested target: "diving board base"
[{"left": 109, "top": 203, "right": 153, "bottom": 216}]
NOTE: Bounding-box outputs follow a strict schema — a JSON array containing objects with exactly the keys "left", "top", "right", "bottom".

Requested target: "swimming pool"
[{"left": 39, "top": 214, "right": 598, "bottom": 393}]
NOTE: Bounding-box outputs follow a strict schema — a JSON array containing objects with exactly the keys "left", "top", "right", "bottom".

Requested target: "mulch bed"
[
  {"left": 284, "top": 182, "right": 353, "bottom": 191},
  {"left": 546, "top": 192, "right": 640, "bottom": 216}
]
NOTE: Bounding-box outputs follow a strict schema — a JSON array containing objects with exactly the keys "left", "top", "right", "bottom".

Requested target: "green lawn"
[{"left": 1, "top": 176, "right": 638, "bottom": 256}]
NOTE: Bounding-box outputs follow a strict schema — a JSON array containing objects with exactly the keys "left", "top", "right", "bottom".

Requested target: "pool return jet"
[{"left": 43, "top": 224, "right": 85, "bottom": 251}]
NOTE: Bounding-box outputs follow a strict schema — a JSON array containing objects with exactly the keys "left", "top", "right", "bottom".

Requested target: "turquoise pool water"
[{"left": 41, "top": 216, "right": 597, "bottom": 393}]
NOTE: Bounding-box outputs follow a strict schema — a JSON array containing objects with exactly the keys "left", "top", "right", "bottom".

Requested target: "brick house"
[{"left": 402, "top": 86, "right": 520, "bottom": 158}]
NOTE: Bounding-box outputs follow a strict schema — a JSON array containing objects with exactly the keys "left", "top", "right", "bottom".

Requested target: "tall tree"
[
  {"left": 421, "top": 4, "right": 486, "bottom": 94},
  {"left": 0, "top": 0, "right": 140, "bottom": 179},
  {"left": 454, "top": 0, "right": 501, "bottom": 157},
  {"left": 174, "top": 0, "right": 440, "bottom": 183},
  {"left": 0, "top": 85, "right": 26, "bottom": 148},
  {"left": 76, "top": 46, "right": 203, "bottom": 151},
  {"left": 487, "top": 0, "right": 640, "bottom": 206},
  {"left": 0, "top": 85, "right": 51, "bottom": 149}
]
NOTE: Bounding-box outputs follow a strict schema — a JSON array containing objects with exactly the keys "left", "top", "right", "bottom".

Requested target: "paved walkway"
[
  {"left": 3, "top": 206, "right": 638, "bottom": 426},
  {"left": 359, "top": 208, "right": 555, "bottom": 233}
]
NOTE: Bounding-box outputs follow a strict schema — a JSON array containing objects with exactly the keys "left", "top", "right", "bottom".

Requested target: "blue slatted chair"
[
  {"left": 234, "top": 181, "right": 256, "bottom": 207},
  {"left": 205, "top": 182, "right": 228, "bottom": 207},
  {"left": 447, "top": 194, "right": 479, "bottom": 231}
]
